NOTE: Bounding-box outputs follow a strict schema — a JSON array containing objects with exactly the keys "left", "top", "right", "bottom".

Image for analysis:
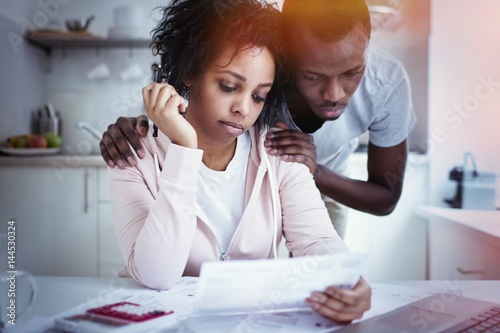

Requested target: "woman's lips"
[{"left": 220, "top": 121, "right": 244, "bottom": 135}]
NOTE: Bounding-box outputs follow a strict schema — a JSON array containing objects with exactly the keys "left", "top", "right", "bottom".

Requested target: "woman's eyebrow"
[
  {"left": 219, "top": 70, "right": 273, "bottom": 87},
  {"left": 220, "top": 70, "right": 246, "bottom": 81}
]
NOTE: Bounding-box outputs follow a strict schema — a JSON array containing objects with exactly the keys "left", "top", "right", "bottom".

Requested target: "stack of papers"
[{"left": 193, "top": 252, "right": 368, "bottom": 314}]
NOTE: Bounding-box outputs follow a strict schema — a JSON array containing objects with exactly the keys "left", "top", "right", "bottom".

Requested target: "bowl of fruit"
[{"left": 1, "top": 132, "right": 62, "bottom": 155}]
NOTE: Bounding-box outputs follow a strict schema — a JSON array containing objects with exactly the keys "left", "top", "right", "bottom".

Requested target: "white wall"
[
  {"left": 0, "top": 0, "right": 165, "bottom": 152},
  {"left": 428, "top": 0, "right": 500, "bottom": 207},
  {"left": 368, "top": 0, "right": 430, "bottom": 153},
  {"left": 0, "top": 2, "right": 45, "bottom": 138}
]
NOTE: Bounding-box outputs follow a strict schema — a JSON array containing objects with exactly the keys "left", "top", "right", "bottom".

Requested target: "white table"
[{"left": 7, "top": 276, "right": 500, "bottom": 332}]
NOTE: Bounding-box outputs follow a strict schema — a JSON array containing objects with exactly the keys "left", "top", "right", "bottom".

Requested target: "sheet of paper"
[
  {"left": 193, "top": 252, "right": 368, "bottom": 315},
  {"left": 169, "top": 311, "right": 343, "bottom": 333},
  {"left": 167, "top": 281, "right": 436, "bottom": 333},
  {"left": 359, "top": 283, "right": 434, "bottom": 321}
]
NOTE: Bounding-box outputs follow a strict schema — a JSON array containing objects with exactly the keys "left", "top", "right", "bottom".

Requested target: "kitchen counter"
[
  {"left": 416, "top": 204, "right": 500, "bottom": 239},
  {"left": 0, "top": 154, "right": 107, "bottom": 168},
  {"left": 0, "top": 151, "right": 429, "bottom": 168}
]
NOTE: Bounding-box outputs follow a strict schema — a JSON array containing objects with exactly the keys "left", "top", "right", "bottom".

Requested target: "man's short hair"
[{"left": 281, "top": 0, "right": 371, "bottom": 43}]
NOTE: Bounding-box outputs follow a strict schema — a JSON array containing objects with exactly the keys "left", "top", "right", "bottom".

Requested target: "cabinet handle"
[
  {"left": 84, "top": 169, "right": 89, "bottom": 213},
  {"left": 456, "top": 267, "right": 484, "bottom": 275}
]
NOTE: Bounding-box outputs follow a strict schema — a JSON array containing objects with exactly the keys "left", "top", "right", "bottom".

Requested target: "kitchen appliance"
[{"left": 444, "top": 152, "right": 497, "bottom": 210}]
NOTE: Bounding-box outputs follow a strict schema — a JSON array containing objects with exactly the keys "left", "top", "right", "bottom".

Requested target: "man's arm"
[
  {"left": 314, "top": 140, "right": 407, "bottom": 216},
  {"left": 99, "top": 116, "right": 149, "bottom": 168},
  {"left": 265, "top": 127, "right": 408, "bottom": 216}
]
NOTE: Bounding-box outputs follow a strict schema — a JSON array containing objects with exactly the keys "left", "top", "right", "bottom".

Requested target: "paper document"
[{"left": 193, "top": 252, "right": 368, "bottom": 315}]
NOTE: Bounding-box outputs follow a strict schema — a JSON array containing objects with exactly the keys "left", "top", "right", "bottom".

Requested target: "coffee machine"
[{"left": 444, "top": 152, "right": 497, "bottom": 210}]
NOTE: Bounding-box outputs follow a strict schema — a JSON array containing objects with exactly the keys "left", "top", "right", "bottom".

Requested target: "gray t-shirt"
[{"left": 303, "top": 45, "right": 417, "bottom": 173}]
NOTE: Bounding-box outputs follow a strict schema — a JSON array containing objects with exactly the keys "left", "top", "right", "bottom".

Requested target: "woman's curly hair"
[{"left": 150, "top": 0, "right": 288, "bottom": 129}]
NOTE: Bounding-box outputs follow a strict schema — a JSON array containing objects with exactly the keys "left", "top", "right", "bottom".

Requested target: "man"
[{"left": 99, "top": 0, "right": 416, "bottom": 238}]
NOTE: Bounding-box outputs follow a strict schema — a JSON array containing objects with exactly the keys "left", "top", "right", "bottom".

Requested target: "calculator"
[{"left": 54, "top": 301, "right": 174, "bottom": 333}]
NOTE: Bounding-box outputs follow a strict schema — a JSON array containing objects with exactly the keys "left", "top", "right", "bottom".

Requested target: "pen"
[{"left": 152, "top": 64, "right": 162, "bottom": 137}]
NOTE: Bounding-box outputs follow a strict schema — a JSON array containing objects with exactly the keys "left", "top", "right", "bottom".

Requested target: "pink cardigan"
[{"left": 108, "top": 127, "right": 348, "bottom": 289}]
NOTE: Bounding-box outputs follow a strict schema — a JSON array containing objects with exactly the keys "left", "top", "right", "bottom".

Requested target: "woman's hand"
[
  {"left": 142, "top": 83, "right": 197, "bottom": 148},
  {"left": 305, "top": 277, "right": 371, "bottom": 323}
]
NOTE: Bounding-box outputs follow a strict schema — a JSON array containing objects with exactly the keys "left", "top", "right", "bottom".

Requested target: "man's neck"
[{"left": 286, "top": 89, "right": 326, "bottom": 133}]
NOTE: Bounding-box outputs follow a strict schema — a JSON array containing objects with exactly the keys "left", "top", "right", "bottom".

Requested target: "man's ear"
[{"left": 184, "top": 79, "right": 191, "bottom": 87}]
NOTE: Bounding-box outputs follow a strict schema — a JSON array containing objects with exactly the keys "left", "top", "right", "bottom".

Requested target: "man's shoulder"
[{"left": 364, "top": 45, "right": 408, "bottom": 86}]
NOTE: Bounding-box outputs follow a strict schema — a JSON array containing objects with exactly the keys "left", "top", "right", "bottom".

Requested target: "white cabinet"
[
  {"left": 429, "top": 221, "right": 500, "bottom": 279},
  {"left": 418, "top": 206, "right": 500, "bottom": 280},
  {"left": 344, "top": 153, "right": 428, "bottom": 280},
  {"left": 0, "top": 166, "right": 98, "bottom": 276},
  {"left": 0, "top": 164, "right": 124, "bottom": 277},
  {"left": 97, "top": 168, "right": 125, "bottom": 277}
]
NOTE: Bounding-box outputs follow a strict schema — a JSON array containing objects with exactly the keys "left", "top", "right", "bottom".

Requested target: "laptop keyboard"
[{"left": 451, "top": 306, "right": 500, "bottom": 332}]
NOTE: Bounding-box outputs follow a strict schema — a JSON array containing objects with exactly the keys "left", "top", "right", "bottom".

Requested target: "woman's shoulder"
[
  {"left": 248, "top": 126, "right": 311, "bottom": 178},
  {"left": 137, "top": 128, "right": 171, "bottom": 159}
]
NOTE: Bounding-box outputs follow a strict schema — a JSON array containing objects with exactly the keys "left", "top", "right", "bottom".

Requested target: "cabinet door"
[
  {"left": 429, "top": 220, "right": 500, "bottom": 280},
  {"left": 97, "top": 168, "right": 125, "bottom": 277},
  {"left": 0, "top": 166, "right": 97, "bottom": 276}
]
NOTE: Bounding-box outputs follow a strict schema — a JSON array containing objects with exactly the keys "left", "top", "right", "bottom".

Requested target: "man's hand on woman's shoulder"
[{"left": 99, "top": 115, "right": 149, "bottom": 168}]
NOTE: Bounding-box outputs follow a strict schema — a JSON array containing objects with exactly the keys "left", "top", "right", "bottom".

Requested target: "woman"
[{"left": 109, "top": 0, "right": 370, "bottom": 322}]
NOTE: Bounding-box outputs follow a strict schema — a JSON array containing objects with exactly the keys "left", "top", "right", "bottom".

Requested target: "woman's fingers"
[
  {"left": 141, "top": 83, "right": 194, "bottom": 147},
  {"left": 164, "top": 93, "right": 187, "bottom": 116},
  {"left": 143, "top": 83, "right": 186, "bottom": 122},
  {"left": 141, "top": 82, "right": 155, "bottom": 110},
  {"left": 306, "top": 278, "right": 372, "bottom": 322}
]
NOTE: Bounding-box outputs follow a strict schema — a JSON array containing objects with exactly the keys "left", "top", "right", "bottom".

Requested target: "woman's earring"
[
  {"left": 180, "top": 86, "right": 189, "bottom": 116},
  {"left": 181, "top": 86, "right": 190, "bottom": 106}
]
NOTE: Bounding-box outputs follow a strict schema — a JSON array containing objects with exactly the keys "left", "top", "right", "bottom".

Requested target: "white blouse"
[{"left": 197, "top": 132, "right": 251, "bottom": 254}]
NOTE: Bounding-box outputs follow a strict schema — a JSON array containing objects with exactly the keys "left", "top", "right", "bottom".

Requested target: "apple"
[
  {"left": 43, "top": 132, "right": 62, "bottom": 148},
  {"left": 28, "top": 135, "right": 48, "bottom": 148},
  {"left": 15, "top": 137, "right": 29, "bottom": 148}
]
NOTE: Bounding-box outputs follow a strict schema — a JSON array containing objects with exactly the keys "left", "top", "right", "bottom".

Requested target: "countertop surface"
[
  {"left": 0, "top": 154, "right": 107, "bottom": 167},
  {"left": 416, "top": 204, "right": 500, "bottom": 239},
  {"left": 0, "top": 151, "right": 429, "bottom": 168}
]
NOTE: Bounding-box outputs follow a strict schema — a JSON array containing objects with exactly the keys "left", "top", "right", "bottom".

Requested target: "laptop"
[{"left": 336, "top": 293, "right": 500, "bottom": 333}]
